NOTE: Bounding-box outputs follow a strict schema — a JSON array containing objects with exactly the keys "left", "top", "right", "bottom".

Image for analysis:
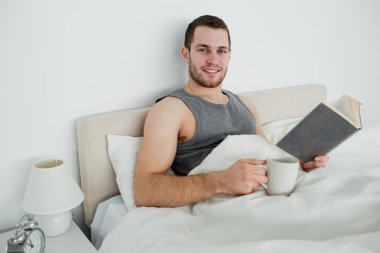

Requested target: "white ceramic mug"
[{"left": 261, "top": 156, "right": 300, "bottom": 196}]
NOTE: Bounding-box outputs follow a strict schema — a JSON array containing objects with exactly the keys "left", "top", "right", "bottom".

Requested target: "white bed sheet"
[
  {"left": 99, "top": 124, "right": 380, "bottom": 253},
  {"left": 91, "top": 195, "right": 128, "bottom": 249}
]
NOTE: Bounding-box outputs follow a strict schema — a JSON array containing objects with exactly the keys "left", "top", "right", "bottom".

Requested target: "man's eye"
[
  {"left": 218, "top": 49, "right": 227, "bottom": 54},
  {"left": 198, "top": 48, "right": 206, "bottom": 53}
]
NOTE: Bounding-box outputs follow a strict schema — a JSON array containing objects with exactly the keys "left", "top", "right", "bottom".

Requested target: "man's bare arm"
[
  {"left": 133, "top": 97, "right": 267, "bottom": 207},
  {"left": 238, "top": 95, "right": 269, "bottom": 142}
]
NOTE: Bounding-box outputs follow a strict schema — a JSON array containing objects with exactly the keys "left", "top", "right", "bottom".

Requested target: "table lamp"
[{"left": 22, "top": 158, "right": 84, "bottom": 237}]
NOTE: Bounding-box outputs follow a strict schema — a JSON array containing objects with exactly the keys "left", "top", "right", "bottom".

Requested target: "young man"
[{"left": 134, "top": 15, "right": 328, "bottom": 207}]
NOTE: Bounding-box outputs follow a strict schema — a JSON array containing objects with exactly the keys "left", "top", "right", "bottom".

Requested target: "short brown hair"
[{"left": 184, "top": 15, "right": 231, "bottom": 50}]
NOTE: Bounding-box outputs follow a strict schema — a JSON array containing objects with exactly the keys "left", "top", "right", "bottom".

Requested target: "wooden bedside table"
[{"left": 1, "top": 221, "right": 97, "bottom": 253}]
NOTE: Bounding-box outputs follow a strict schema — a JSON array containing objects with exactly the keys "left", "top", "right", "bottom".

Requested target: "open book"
[{"left": 276, "top": 95, "right": 362, "bottom": 161}]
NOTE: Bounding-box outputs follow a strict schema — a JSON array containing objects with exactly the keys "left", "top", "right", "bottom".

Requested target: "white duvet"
[{"left": 99, "top": 125, "right": 380, "bottom": 253}]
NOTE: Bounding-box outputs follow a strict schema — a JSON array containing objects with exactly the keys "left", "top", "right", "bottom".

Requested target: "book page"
[
  {"left": 348, "top": 96, "right": 362, "bottom": 127},
  {"left": 334, "top": 95, "right": 361, "bottom": 128},
  {"left": 334, "top": 96, "right": 354, "bottom": 122}
]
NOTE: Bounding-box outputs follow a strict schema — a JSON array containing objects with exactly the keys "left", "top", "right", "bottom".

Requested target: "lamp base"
[{"left": 37, "top": 211, "right": 72, "bottom": 237}]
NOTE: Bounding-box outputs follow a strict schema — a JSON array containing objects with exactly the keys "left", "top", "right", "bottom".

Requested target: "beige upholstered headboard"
[{"left": 76, "top": 84, "right": 327, "bottom": 227}]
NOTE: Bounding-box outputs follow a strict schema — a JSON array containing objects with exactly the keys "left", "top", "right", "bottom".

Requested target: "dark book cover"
[{"left": 276, "top": 103, "right": 361, "bottom": 161}]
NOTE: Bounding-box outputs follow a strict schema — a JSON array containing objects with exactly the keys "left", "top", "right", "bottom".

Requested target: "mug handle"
[
  {"left": 257, "top": 164, "right": 268, "bottom": 190},
  {"left": 260, "top": 182, "right": 268, "bottom": 190}
]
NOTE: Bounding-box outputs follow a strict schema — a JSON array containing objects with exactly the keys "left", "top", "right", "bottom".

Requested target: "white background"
[{"left": 1, "top": 0, "right": 379, "bottom": 230}]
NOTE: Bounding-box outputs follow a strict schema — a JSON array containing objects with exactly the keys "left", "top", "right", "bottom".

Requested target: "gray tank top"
[{"left": 163, "top": 88, "right": 256, "bottom": 176}]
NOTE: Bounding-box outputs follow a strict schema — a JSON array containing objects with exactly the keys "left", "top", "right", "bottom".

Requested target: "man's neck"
[{"left": 184, "top": 82, "right": 229, "bottom": 104}]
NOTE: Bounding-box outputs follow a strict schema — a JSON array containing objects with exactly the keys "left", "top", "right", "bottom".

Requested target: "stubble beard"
[{"left": 188, "top": 58, "right": 228, "bottom": 88}]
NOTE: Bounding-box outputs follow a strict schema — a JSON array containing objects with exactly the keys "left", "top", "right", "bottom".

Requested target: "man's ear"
[{"left": 181, "top": 47, "right": 190, "bottom": 63}]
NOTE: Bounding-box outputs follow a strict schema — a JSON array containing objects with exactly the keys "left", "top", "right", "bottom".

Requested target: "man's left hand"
[{"left": 300, "top": 155, "right": 329, "bottom": 172}]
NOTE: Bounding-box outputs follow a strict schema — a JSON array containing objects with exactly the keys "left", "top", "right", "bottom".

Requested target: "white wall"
[{"left": 1, "top": 0, "right": 379, "bottom": 229}]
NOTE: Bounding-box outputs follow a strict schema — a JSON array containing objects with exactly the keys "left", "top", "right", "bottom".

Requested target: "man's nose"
[{"left": 206, "top": 51, "right": 219, "bottom": 64}]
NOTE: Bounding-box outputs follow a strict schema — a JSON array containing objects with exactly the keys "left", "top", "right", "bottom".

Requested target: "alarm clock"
[{"left": 6, "top": 215, "right": 45, "bottom": 253}]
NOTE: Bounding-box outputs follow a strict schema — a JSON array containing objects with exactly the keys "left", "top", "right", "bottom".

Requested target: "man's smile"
[{"left": 202, "top": 67, "right": 221, "bottom": 74}]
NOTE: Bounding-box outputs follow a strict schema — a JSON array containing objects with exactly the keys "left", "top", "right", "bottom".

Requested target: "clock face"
[{"left": 25, "top": 229, "right": 45, "bottom": 253}]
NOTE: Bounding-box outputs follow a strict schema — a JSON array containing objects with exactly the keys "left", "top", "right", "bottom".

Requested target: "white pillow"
[
  {"left": 107, "top": 135, "right": 175, "bottom": 210},
  {"left": 107, "top": 135, "right": 141, "bottom": 210},
  {"left": 262, "top": 117, "right": 303, "bottom": 145}
]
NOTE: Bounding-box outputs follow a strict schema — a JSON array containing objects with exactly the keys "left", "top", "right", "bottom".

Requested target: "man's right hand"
[{"left": 216, "top": 159, "right": 268, "bottom": 195}]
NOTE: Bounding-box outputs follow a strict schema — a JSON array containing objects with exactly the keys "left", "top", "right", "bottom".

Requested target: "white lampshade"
[{"left": 23, "top": 159, "right": 84, "bottom": 237}]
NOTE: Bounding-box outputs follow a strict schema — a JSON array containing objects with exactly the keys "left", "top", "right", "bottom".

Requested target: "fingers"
[
  {"left": 249, "top": 184, "right": 263, "bottom": 194},
  {"left": 302, "top": 162, "right": 321, "bottom": 172},
  {"left": 301, "top": 155, "right": 329, "bottom": 172},
  {"left": 224, "top": 159, "right": 269, "bottom": 195},
  {"left": 239, "top": 161, "right": 268, "bottom": 183},
  {"left": 252, "top": 176, "right": 268, "bottom": 192},
  {"left": 315, "top": 155, "right": 329, "bottom": 162},
  {"left": 238, "top": 160, "right": 267, "bottom": 175},
  {"left": 244, "top": 179, "right": 267, "bottom": 194},
  {"left": 253, "top": 174, "right": 268, "bottom": 184},
  {"left": 239, "top": 158, "right": 266, "bottom": 166}
]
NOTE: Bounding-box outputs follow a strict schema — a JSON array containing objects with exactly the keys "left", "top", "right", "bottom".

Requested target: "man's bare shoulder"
[
  {"left": 150, "top": 96, "right": 188, "bottom": 116},
  {"left": 238, "top": 94, "right": 269, "bottom": 141},
  {"left": 143, "top": 96, "right": 189, "bottom": 132},
  {"left": 156, "top": 96, "right": 186, "bottom": 107},
  {"left": 238, "top": 95, "right": 256, "bottom": 109},
  {"left": 238, "top": 94, "right": 262, "bottom": 118}
]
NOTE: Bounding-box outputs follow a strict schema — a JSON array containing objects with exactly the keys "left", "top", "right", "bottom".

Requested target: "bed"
[{"left": 76, "top": 84, "right": 380, "bottom": 252}]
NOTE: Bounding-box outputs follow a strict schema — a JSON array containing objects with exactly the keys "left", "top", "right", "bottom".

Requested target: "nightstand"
[{"left": 1, "top": 221, "right": 97, "bottom": 253}]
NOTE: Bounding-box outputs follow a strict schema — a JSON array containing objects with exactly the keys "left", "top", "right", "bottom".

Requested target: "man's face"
[{"left": 184, "top": 26, "right": 231, "bottom": 88}]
